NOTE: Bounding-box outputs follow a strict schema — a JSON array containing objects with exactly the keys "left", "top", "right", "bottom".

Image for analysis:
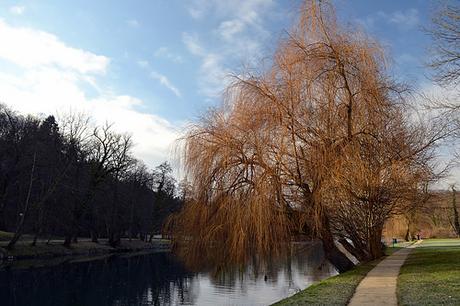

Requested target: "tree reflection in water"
[
  {"left": 0, "top": 252, "right": 196, "bottom": 306},
  {"left": 0, "top": 242, "right": 337, "bottom": 306}
]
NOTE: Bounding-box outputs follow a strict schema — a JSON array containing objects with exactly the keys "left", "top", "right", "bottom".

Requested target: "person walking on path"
[{"left": 348, "top": 240, "right": 422, "bottom": 306}]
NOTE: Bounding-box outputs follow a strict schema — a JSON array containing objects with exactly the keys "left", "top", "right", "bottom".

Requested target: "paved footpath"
[{"left": 348, "top": 240, "right": 422, "bottom": 306}]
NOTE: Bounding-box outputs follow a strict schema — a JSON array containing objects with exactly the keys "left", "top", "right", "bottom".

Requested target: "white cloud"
[
  {"left": 188, "top": 7, "right": 204, "bottom": 19},
  {"left": 126, "top": 19, "right": 140, "bottom": 28},
  {"left": 359, "top": 8, "right": 420, "bottom": 31},
  {"left": 9, "top": 5, "right": 25, "bottom": 15},
  {"left": 184, "top": 0, "right": 275, "bottom": 98},
  {"left": 217, "top": 19, "right": 246, "bottom": 41},
  {"left": 386, "top": 8, "right": 419, "bottom": 28},
  {"left": 182, "top": 33, "right": 205, "bottom": 56},
  {"left": 199, "top": 53, "right": 229, "bottom": 97},
  {"left": 137, "top": 60, "right": 149, "bottom": 68},
  {"left": 150, "top": 71, "right": 182, "bottom": 98},
  {"left": 154, "top": 47, "right": 183, "bottom": 63},
  {"left": 0, "top": 67, "right": 181, "bottom": 167},
  {"left": 182, "top": 33, "right": 230, "bottom": 98},
  {"left": 137, "top": 59, "right": 182, "bottom": 98},
  {"left": 188, "top": 0, "right": 273, "bottom": 25},
  {"left": 0, "top": 19, "right": 109, "bottom": 74},
  {"left": 0, "top": 20, "right": 180, "bottom": 168}
]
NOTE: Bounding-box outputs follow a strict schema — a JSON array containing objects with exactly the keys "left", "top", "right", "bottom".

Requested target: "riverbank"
[
  {"left": 398, "top": 238, "right": 460, "bottom": 305},
  {"left": 273, "top": 244, "right": 407, "bottom": 306},
  {"left": 0, "top": 238, "right": 170, "bottom": 261}
]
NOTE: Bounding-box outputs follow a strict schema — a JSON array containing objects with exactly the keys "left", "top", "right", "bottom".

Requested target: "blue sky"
[{"left": 0, "top": 0, "right": 449, "bottom": 171}]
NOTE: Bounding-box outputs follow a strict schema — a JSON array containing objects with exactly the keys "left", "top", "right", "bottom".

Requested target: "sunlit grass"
[
  {"left": 398, "top": 238, "right": 460, "bottom": 306},
  {"left": 272, "top": 259, "right": 380, "bottom": 306},
  {"left": 273, "top": 244, "right": 414, "bottom": 305}
]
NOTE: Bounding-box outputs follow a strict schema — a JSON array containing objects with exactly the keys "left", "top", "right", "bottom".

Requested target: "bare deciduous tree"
[{"left": 427, "top": 1, "right": 460, "bottom": 87}]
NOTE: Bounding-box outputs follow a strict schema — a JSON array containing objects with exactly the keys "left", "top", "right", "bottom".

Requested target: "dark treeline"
[{"left": 0, "top": 104, "right": 182, "bottom": 249}]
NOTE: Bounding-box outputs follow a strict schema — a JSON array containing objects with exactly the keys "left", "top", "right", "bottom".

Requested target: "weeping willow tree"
[{"left": 166, "top": 0, "right": 443, "bottom": 272}]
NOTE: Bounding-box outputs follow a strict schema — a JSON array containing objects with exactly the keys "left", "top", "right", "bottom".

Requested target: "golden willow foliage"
[{"left": 166, "top": 1, "right": 445, "bottom": 268}]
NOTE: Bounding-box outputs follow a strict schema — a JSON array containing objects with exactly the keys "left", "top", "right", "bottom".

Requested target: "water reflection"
[{"left": 0, "top": 242, "right": 337, "bottom": 306}]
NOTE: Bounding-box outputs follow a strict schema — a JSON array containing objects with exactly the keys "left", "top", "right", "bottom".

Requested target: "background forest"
[{"left": 0, "top": 104, "right": 183, "bottom": 249}]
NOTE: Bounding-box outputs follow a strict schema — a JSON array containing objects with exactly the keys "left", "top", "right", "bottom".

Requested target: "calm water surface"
[{"left": 0, "top": 243, "right": 337, "bottom": 306}]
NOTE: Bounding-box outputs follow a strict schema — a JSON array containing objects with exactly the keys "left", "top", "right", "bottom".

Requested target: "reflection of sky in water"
[
  {"left": 173, "top": 245, "right": 337, "bottom": 305},
  {"left": 0, "top": 242, "right": 338, "bottom": 306}
]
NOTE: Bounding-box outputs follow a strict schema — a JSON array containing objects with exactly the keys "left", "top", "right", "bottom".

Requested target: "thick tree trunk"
[
  {"left": 109, "top": 232, "right": 121, "bottom": 247},
  {"left": 0, "top": 207, "right": 6, "bottom": 231},
  {"left": 0, "top": 177, "right": 12, "bottom": 231},
  {"left": 7, "top": 153, "right": 36, "bottom": 250},
  {"left": 322, "top": 234, "right": 355, "bottom": 273},
  {"left": 31, "top": 233, "right": 39, "bottom": 246},
  {"left": 338, "top": 238, "right": 370, "bottom": 262},
  {"left": 404, "top": 227, "right": 411, "bottom": 242},
  {"left": 63, "top": 235, "right": 72, "bottom": 247},
  {"left": 91, "top": 229, "right": 99, "bottom": 243},
  {"left": 320, "top": 216, "right": 355, "bottom": 272},
  {"left": 368, "top": 225, "right": 384, "bottom": 259},
  {"left": 7, "top": 231, "right": 22, "bottom": 250}
]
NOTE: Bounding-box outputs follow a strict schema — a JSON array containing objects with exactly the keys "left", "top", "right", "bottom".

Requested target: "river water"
[{"left": 0, "top": 242, "right": 337, "bottom": 306}]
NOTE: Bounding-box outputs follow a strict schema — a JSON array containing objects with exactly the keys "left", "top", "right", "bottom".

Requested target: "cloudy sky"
[{"left": 0, "top": 0, "right": 450, "bottom": 175}]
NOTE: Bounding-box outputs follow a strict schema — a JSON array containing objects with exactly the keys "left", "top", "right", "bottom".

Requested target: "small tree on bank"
[{"left": 451, "top": 186, "right": 460, "bottom": 236}]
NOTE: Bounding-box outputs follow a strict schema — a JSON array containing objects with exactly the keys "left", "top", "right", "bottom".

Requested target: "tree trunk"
[
  {"left": 91, "top": 229, "right": 99, "bottom": 243},
  {"left": 338, "top": 238, "right": 370, "bottom": 262},
  {"left": 0, "top": 176, "right": 12, "bottom": 231},
  {"left": 7, "top": 153, "right": 36, "bottom": 250},
  {"left": 31, "top": 228, "right": 41, "bottom": 246},
  {"left": 31, "top": 234, "right": 38, "bottom": 246},
  {"left": 404, "top": 227, "right": 411, "bottom": 242},
  {"left": 452, "top": 187, "right": 460, "bottom": 237},
  {"left": 63, "top": 235, "right": 72, "bottom": 247},
  {"left": 109, "top": 232, "right": 121, "bottom": 247},
  {"left": 320, "top": 216, "right": 354, "bottom": 272},
  {"left": 129, "top": 198, "right": 135, "bottom": 242},
  {"left": 0, "top": 207, "right": 6, "bottom": 231},
  {"left": 368, "top": 225, "right": 384, "bottom": 259}
]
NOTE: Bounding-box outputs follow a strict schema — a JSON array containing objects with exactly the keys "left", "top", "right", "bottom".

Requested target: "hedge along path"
[{"left": 348, "top": 240, "right": 423, "bottom": 306}]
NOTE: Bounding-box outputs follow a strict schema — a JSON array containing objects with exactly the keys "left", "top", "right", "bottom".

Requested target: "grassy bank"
[
  {"left": 398, "top": 239, "right": 460, "bottom": 306},
  {"left": 272, "top": 260, "right": 379, "bottom": 305},
  {"left": 273, "top": 246, "right": 403, "bottom": 306},
  {"left": 0, "top": 238, "right": 170, "bottom": 260}
]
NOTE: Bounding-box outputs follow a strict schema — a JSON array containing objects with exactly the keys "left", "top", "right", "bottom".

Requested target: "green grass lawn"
[
  {"left": 273, "top": 246, "right": 402, "bottom": 306},
  {"left": 0, "top": 230, "right": 15, "bottom": 241},
  {"left": 272, "top": 260, "right": 378, "bottom": 306},
  {"left": 398, "top": 238, "right": 460, "bottom": 306}
]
